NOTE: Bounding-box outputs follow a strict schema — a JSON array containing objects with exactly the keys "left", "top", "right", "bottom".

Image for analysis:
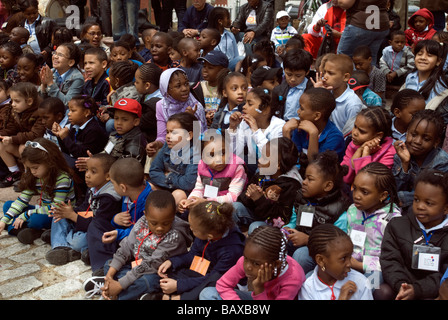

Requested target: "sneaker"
[
  {"left": 81, "top": 249, "right": 90, "bottom": 265},
  {"left": 45, "top": 247, "right": 81, "bottom": 265},
  {"left": 17, "top": 228, "right": 44, "bottom": 244},
  {"left": 83, "top": 276, "right": 105, "bottom": 299},
  {"left": 139, "top": 292, "right": 163, "bottom": 300},
  {"left": 0, "top": 171, "right": 21, "bottom": 188},
  {"left": 40, "top": 229, "right": 51, "bottom": 244}
]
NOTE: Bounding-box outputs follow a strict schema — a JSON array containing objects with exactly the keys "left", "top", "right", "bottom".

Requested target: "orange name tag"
[
  {"left": 132, "top": 259, "right": 142, "bottom": 268},
  {"left": 190, "top": 256, "right": 210, "bottom": 276},
  {"left": 77, "top": 211, "right": 93, "bottom": 218}
]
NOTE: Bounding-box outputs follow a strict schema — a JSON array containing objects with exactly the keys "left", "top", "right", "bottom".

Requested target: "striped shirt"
[{"left": 1, "top": 171, "right": 76, "bottom": 224}]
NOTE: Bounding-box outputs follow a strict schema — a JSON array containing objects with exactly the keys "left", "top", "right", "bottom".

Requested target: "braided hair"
[
  {"left": 358, "top": 162, "right": 399, "bottom": 214},
  {"left": 109, "top": 60, "right": 139, "bottom": 86},
  {"left": 408, "top": 109, "right": 446, "bottom": 145},
  {"left": 308, "top": 224, "right": 351, "bottom": 261},
  {"left": 357, "top": 106, "right": 393, "bottom": 143},
  {"left": 247, "top": 225, "right": 288, "bottom": 277},
  {"left": 137, "top": 63, "right": 162, "bottom": 88}
]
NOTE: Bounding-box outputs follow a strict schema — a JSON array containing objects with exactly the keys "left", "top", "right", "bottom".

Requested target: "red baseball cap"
[{"left": 111, "top": 98, "right": 142, "bottom": 117}]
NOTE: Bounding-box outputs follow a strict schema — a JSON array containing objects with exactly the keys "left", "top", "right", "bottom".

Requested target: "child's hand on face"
[
  {"left": 282, "top": 119, "right": 300, "bottom": 138},
  {"left": 339, "top": 280, "right": 357, "bottom": 300},
  {"left": 229, "top": 111, "right": 243, "bottom": 130},
  {"left": 360, "top": 137, "right": 381, "bottom": 157},
  {"left": 311, "top": 72, "right": 333, "bottom": 91},
  {"left": 242, "top": 113, "right": 258, "bottom": 132},
  {"left": 252, "top": 262, "right": 274, "bottom": 295},
  {"left": 298, "top": 119, "right": 319, "bottom": 136}
]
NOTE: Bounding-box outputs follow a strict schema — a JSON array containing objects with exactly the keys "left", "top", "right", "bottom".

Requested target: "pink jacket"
[
  {"left": 216, "top": 255, "right": 305, "bottom": 300},
  {"left": 341, "top": 136, "right": 396, "bottom": 184}
]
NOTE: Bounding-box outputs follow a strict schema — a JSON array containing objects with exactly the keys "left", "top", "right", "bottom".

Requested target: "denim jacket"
[{"left": 149, "top": 142, "right": 198, "bottom": 192}]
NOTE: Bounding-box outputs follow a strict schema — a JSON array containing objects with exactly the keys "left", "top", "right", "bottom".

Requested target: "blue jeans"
[
  {"left": 3, "top": 201, "right": 52, "bottom": 234},
  {"left": 111, "top": 0, "right": 139, "bottom": 44},
  {"left": 232, "top": 202, "right": 256, "bottom": 228},
  {"left": 50, "top": 218, "right": 88, "bottom": 252},
  {"left": 337, "top": 24, "right": 389, "bottom": 65},
  {"left": 291, "top": 245, "right": 316, "bottom": 275},
  {"left": 199, "top": 286, "right": 253, "bottom": 300},
  {"left": 103, "top": 259, "right": 161, "bottom": 300}
]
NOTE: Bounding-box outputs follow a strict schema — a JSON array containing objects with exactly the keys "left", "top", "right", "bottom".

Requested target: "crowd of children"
[{"left": 0, "top": 0, "right": 448, "bottom": 301}]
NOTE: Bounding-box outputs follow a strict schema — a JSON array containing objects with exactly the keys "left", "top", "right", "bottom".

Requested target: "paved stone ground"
[{"left": 0, "top": 187, "right": 94, "bottom": 300}]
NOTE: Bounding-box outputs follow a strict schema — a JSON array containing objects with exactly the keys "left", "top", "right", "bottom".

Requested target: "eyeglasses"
[
  {"left": 52, "top": 51, "right": 69, "bottom": 59},
  {"left": 25, "top": 141, "right": 48, "bottom": 153},
  {"left": 87, "top": 32, "right": 102, "bottom": 37}
]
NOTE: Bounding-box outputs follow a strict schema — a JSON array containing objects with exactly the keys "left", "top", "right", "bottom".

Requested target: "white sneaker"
[{"left": 83, "top": 276, "right": 105, "bottom": 299}]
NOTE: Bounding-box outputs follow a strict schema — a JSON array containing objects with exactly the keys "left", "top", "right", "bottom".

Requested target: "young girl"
[
  {"left": 342, "top": 162, "right": 401, "bottom": 299},
  {"left": 228, "top": 87, "right": 285, "bottom": 177},
  {"left": 0, "top": 82, "right": 45, "bottom": 188},
  {"left": 341, "top": 106, "right": 396, "bottom": 185},
  {"left": 39, "top": 42, "right": 85, "bottom": 105},
  {"left": 107, "top": 60, "right": 140, "bottom": 106},
  {"left": 178, "top": 129, "right": 247, "bottom": 217},
  {"left": 284, "top": 150, "right": 352, "bottom": 275},
  {"left": 381, "top": 169, "right": 448, "bottom": 300},
  {"left": 146, "top": 68, "right": 206, "bottom": 157},
  {"left": 51, "top": 95, "right": 108, "bottom": 169},
  {"left": 393, "top": 109, "right": 448, "bottom": 212},
  {"left": 207, "top": 7, "right": 239, "bottom": 67},
  {"left": 157, "top": 201, "right": 245, "bottom": 300},
  {"left": 17, "top": 53, "right": 42, "bottom": 86},
  {"left": 390, "top": 88, "right": 426, "bottom": 142},
  {"left": 298, "top": 224, "right": 373, "bottom": 300},
  {"left": 0, "top": 41, "right": 22, "bottom": 85},
  {"left": 404, "top": 39, "right": 448, "bottom": 103},
  {"left": 200, "top": 225, "right": 305, "bottom": 300},
  {"left": 0, "top": 138, "right": 76, "bottom": 245},
  {"left": 211, "top": 71, "right": 247, "bottom": 130},
  {"left": 37, "top": 97, "right": 66, "bottom": 148},
  {"left": 149, "top": 112, "right": 199, "bottom": 206},
  {"left": 234, "top": 137, "right": 301, "bottom": 231}
]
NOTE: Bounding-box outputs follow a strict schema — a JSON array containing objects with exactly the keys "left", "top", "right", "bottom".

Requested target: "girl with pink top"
[
  {"left": 341, "top": 107, "right": 396, "bottom": 185},
  {"left": 199, "top": 225, "right": 306, "bottom": 300},
  {"left": 178, "top": 129, "right": 247, "bottom": 216}
]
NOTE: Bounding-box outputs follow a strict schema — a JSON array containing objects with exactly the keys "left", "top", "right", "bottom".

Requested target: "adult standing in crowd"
[{"left": 336, "top": 0, "right": 390, "bottom": 64}]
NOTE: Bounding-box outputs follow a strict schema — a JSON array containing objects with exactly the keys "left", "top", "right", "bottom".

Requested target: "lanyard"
[
  {"left": 127, "top": 192, "right": 141, "bottom": 225},
  {"left": 135, "top": 231, "right": 165, "bottom": 263},
  {"left": 361, "top": 211, "right": 376, "bottom": 225},
  {"left": 390, "top": 51, "right": 398, "bottom": 71},
  {"left": 208, "top": 168, "right": 215, "bottom": 185},
  {"left": 201, "top": 240, "right": 211, "bottom": 261},
  {"left": 258, "top": 177, "right": 273, "bottom": 187},
  {"left": 421, "top": 229, "right": 433, "bottom": 245},
  {"left": 317, "top": 275, "right": 336, "bottom": 300}
]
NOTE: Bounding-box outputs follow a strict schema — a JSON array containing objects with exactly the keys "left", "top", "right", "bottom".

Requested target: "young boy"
[
  {"left": 349, "top": 70, "right": 383, "bottom": 108},
  {"left": 390, "top": 89, "right": 425, "bottom": 142},
  {"left": 313, "top": 53, "right": 364, "bottom": 136},
  {"left": 139, "top": 27, "right": 158, "bottom": 62},
  {"left": 103, "top": 157, "right": 152, "bottom": 244},
  {"left": 46, "top": 153, "right": 122, "bottom": 269},
  {"left": 85, "top": 190, "right": 192, "bottom": 300},
  {"left": 75, "top": 98, "right": 147, "bottom": 171},
  {"left": 272, "top": 48, "right": 314, "bottom": 121},
  {"left": 178, "top": 37, "right": 202, "bottom": 84},
  {"left": 9, "top": 26, "right": 34, "bottom": 55},
  {"left": 352, "top": 45, "right": 386, "bottom": 106},
  {"left": 38, "top": 97, "right": 67, "bottom": 148},
  {"left": 147, "top": 32, "right": 180, "bottom": 71},
  {"left": 83, "top": 47, "right": 110, "bottom": 107},
  {"left": 270, "top": 10, "right": 298, "bottom": 57},
  {"left": 195, "top": 50, "right": 229, "bottom": 125},
  {"left": 283, "top": 87, "right": 345, "bottom": 161},
  {"left": 379, "top": 30, "right": 415, "bottom": 87},
  {"left": 250, "top": 65, "right": 282, "bottom": 91},
  {"left": 405, "top": 8, "right": 437, "bottom": 49},
  {"left": 198, "top": 28, "right": 221, "bottom": 57}
]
